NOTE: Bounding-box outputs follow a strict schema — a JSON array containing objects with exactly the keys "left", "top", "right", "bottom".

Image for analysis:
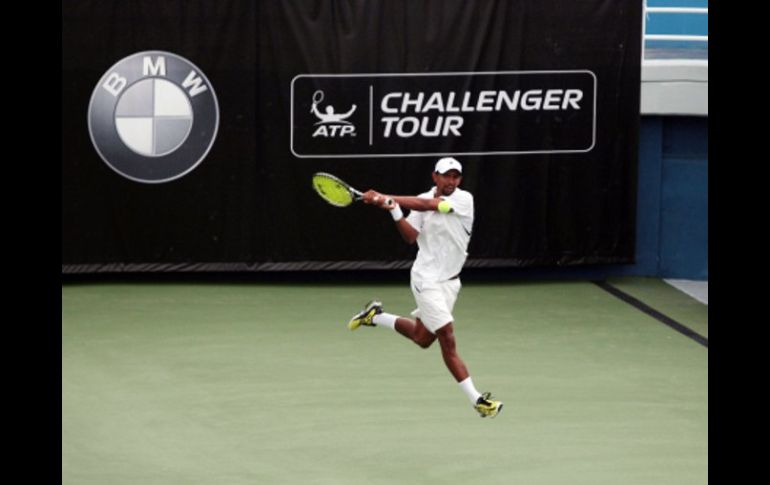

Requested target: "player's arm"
[
  {"left": 362, "top": 191, "right": 432, "bottom": 245},
  {"left": 363, "top": 193, "right": 449, "bottom": 213},
  {"left": 389, "top": 196, "right": 442, "bottom": 212}
]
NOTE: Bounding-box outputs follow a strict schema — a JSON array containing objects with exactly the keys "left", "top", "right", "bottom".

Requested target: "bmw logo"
[{"left": 87, "top": 51, "right": 219, "bottom": 183}]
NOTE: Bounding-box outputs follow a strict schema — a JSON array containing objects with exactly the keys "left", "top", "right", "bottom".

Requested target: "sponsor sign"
[
  {"left": 88, "top": 51, "right": 219, "bottom": 183},
  {"left": 291, "top": 71, "right": 596, "bottom": 158}
]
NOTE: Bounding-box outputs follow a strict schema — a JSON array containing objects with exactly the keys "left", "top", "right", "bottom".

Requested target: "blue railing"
[{"left": 644, "top": 0, "right": 708, "bottom": 57}]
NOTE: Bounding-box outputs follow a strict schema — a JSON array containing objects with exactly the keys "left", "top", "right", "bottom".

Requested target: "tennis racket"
[{"left": 311, "top": 172, "right": 392, "bottom": 208}]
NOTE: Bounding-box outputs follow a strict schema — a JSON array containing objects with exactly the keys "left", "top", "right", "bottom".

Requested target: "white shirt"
[{"left": 405, "top": 187, "right": 474, "bottom": 283}]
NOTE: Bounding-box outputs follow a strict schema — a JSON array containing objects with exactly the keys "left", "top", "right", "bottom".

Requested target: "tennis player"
[{"left": 347, "top": 157, "right": 503, "bottom": 418}]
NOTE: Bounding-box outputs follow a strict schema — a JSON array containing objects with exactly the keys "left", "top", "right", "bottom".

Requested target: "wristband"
[{"left": 390, "top": 204, "right": 403, "bottom": 222}]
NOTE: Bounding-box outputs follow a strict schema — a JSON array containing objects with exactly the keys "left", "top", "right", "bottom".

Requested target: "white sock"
[
  {"left": 459, "top": 377, "right": 482, "bottom": 404},
  {"left": 372, "top": 312, "right": 397, "bottom": 330}
]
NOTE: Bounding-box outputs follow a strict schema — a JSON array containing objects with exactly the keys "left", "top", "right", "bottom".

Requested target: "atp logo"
[
  {"left": 310, "top": 90, "right": 357, "bottom": 138},
  {"left": 87, "top": 51, "right": 219, "bottom": 183}
]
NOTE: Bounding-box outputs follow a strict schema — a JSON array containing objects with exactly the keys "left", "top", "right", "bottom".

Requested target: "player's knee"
[
  {"left": 417, "top": 337, "right": 434, "bottom": 349},
  {"left": 412, "top": 333, "right": 433, "bottom": 348},
  {"left": 412, "top": 319, "right": 435, "bottom": 348},
  {"left": 413, "top": 331, "right": 435, "bottom": 349}
]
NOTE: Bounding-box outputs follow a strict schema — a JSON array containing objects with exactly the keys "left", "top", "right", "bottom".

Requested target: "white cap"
[{"left": 434, "top": 157, "right": 462, "bottom": 174}]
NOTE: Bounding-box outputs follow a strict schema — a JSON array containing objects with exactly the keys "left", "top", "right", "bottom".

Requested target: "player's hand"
[
  {"left": 363, "top": 190, "right": 393, "bottom": 209},
  {"left": 362, "top": 190, "right": 382, "bottom": 205}
]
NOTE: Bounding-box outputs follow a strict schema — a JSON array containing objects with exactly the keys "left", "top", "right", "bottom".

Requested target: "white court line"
[{"left": 664, "top": 279, "right": 708, "bottom": 305}]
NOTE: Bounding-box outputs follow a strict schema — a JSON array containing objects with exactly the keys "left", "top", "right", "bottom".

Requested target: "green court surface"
[{"left": 62, "top": 278, "right": 707, "bottom": 484}]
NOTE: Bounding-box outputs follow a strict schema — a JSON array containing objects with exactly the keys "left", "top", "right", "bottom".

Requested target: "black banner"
[{"left": 62, "top": 1, "right": 641, "bottom": 272}]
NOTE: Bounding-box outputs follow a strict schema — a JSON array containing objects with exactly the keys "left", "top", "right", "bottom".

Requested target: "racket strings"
[{"left": 312, "top": 174, "right": 354, "bottom": 207}]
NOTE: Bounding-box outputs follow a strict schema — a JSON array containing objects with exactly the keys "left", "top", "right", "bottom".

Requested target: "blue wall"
[
  {"left": 617, "top": 115, "right": 708, "bottom": 280},
  {"left": 640, "top": 116, "right": 708, "bottom": 279},
  {"left": 638, "top": 1, "right": 708, "bottom": 279}
]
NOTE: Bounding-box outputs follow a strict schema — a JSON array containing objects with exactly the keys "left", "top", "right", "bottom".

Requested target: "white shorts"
[{"left": 410, "top": 278, "right": 462, "bottom": 334}]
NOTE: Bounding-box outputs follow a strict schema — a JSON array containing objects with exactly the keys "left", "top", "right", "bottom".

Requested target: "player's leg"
[
  {"left": 347, "top": 295, "right": 502, "bottom": 417},
  {"left": 435, "top": 323, "right": 469, "bottom": 381},
  {"left": 364, "top": 306, "right": 436, "bottom": 348},
  {"left": 393, "top": 317, "right": 437, "bottom": 348},
  {"left": 347, "top": 300, "right": 436, "bottom": 348},
  {"left": 435, "top": 322, "right": 503, "bottom": 417}
]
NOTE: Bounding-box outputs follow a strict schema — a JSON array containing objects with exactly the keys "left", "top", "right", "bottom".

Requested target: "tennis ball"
[{"left": 438, "top": 200, "right": 451, "bottom": 214}]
